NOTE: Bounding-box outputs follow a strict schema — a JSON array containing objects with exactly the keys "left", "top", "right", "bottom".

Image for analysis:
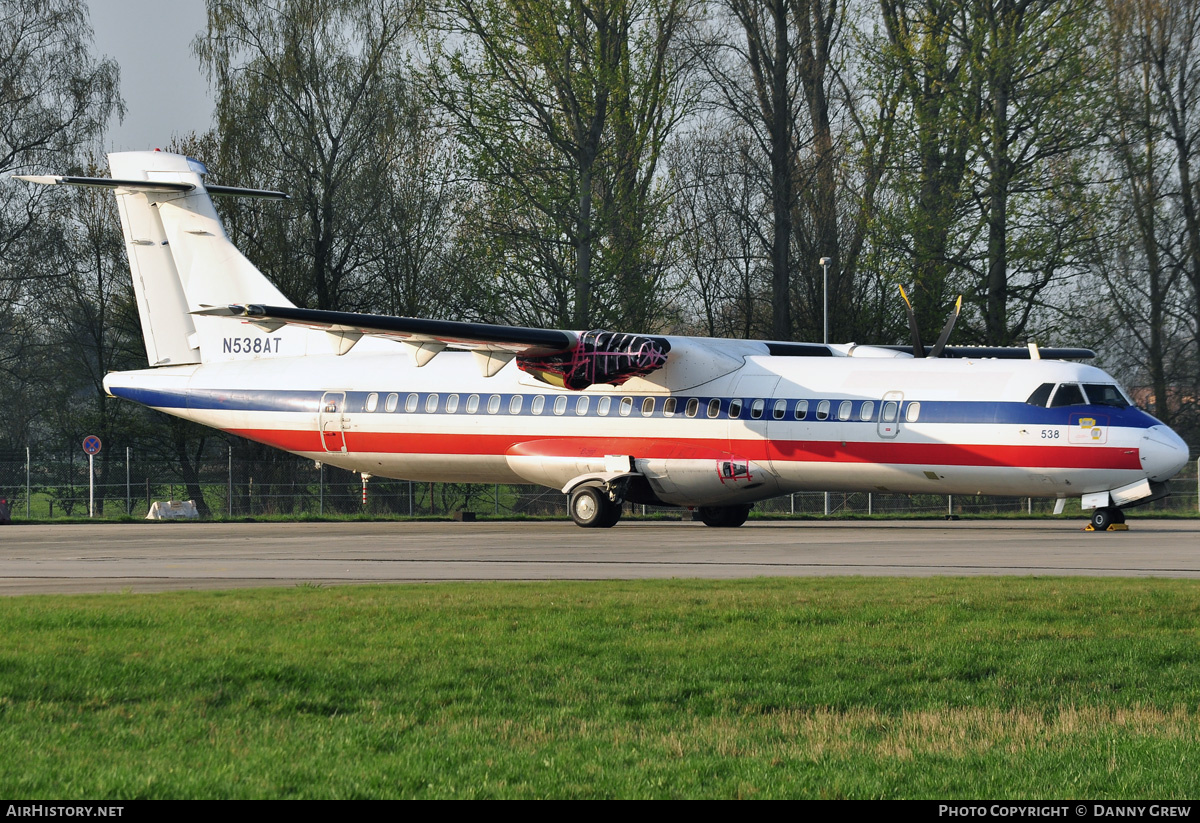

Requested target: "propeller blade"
[
  {"left": 928, "top": 295, "right": 962, "bottom": 358},
  {"left": 899, "top": 284, "right": 925, "bottom": 357}
]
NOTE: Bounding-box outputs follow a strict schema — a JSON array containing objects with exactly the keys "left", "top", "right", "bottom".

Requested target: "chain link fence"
[{"left": 1, "top": 447, "right": 1196, "bottom": 521}]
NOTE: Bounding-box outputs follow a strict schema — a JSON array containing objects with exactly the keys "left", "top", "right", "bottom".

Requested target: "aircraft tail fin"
[{"left": 20, "top": 150, "right": 305, "bottom": 366}]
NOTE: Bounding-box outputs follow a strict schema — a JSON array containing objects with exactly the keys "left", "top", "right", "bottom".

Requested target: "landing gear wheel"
[
  {"left": 598, "top": 501, "right": 624, "bottom": 528},
  {"left": 570, "top": 485, "right": 621, "bottom": 528},
  {"left": 697, "top": 504, "right": 752, "bottom": 528},
  {"left": 1090, "top": 507, "right": 1123, "bottom": 531}
]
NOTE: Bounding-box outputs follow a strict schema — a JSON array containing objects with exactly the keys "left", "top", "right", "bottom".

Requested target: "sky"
[{"left": 87, "top": 0, "right": 214, "bottom": 153}]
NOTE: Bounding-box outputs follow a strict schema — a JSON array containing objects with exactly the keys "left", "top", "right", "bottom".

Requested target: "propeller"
[{"left": 899, "top": 286, "right": 962, "bottom": 358}]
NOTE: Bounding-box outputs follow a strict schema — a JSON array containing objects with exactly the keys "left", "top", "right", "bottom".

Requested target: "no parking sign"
[{"left": 82, "top": 435, "right": 101, "bottom": 516}]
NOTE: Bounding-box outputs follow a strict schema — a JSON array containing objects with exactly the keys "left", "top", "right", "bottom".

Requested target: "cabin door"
[
  {"left": 877, "top": 391, "right": 903, "bottom": 439},
  {"left": 319, "top": 391, "right": 348, "bottom": 453}
]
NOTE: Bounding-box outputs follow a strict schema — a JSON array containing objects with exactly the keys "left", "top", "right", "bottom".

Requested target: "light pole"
[
  {"left": 819, "top": 256, "right": 830, "bottom": 344},
  {"left": 819, "top": 256, "right": 831, "bottom": 516}
]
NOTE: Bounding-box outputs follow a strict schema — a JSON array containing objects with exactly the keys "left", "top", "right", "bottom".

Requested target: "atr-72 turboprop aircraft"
[{"left": 19, "top": 151, "right": 1191, "bottom": 530}]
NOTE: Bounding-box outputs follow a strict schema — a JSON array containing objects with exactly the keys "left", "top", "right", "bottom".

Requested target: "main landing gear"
[
  {"left": 1087, "top": 506, "right": 1127, "bottom": 532},
  {"left": 569, "top": 484, "right": 623, "bottom": 528},
  {"left": 695, "top": 504, "right": 753, "bottom": 528}
]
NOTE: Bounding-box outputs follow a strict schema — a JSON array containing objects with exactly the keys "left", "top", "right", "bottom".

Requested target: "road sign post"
[{"left": 82, "top": 436, "right": 102, "bottom": 518}]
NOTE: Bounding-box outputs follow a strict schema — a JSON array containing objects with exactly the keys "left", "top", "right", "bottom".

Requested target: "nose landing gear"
[{"left": 1086, "top": 506, "right": 1127, "bottom": 532}]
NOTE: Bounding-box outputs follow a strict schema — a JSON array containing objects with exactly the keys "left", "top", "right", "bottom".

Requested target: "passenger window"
[
  {"left": 773, "top": 399, "right": 787, "bottom": 420},
  {"left": 881, "top": 401, "right": 897, "bottom": 422},
  {"left": 619, "top": 397, "right": 633, "bottom": 416},
  {"left": 365, "top": 392, "right": 379, "bottom": 412},
  {"left": 1026, "top": 383, "right": 1054, "bottom": 407},
  {"left": 487, "top": 394, "right": 501, "bottom": 414},
  {"left": 1049, "top": 384, "right": 1086, "bottom": 407},
  {"left": 685, "top": 398, "right": 699, "bottom": 418},
  {"left": 707, "top": 399, "right": 721, "bottom": 418},
  {"left": 642, "top": 397, "right": 655, "bottom": 416},
  {"left": 425, "top": 394, "right": 439, "bottom": 413},
  {"left": 751, "top": 399, "right": 765, "bottom": 420},
  {"left": 576, "top": 396, "right": 590, "bottom": 415},
  {"left": 905, "top": 401, "right": 921, "bottom": 422},
  {"left": 531, "top": 395, "right": 545, "bottom": 415},
  {"left": 445, "top": 394, "right": 459, "bottom": 414},
  {"left": 509, "top": 395, "right": 523, "bottom": 414},
  {"left": 860, "top": 401, "right": 874, "bottom": 421},
  {"left": 385, "top": 393, "right": 398, "bottom": 413},
  {"left": 466, "top": 394, "right": 480, "bottom": 414},
  {"left": 405, "top": 393, "right": 419, "bottom": 413},
  {"left": 597, "top": 396, "right": 611, "bottom": 416},
  {"left": 816, "top": 400, "right": 830, "bottom": 421},
  {"left": 729, "top": 399, "right": 742, "bottom": 418},
  {"left": 794, "top": 400, "right": 808, "bottom": 420},
  {"left": 554, "top": 395, "right": 568, "bottom": 415},
  {"left": 663, "top": 397, "right": 677, "bottom": 417},
  {"left": 838, "top": 400, "right": 852, "bottom": 420}
]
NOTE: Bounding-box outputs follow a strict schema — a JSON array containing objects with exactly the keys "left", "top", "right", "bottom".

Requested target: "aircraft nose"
[{"left": 1141, "top": 425, "right": 1190, "bottom": 482}]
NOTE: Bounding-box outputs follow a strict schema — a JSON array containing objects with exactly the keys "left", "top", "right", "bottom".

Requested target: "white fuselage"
[{"left": 104, "top": 337, "right": 1189, "bottom": 508}]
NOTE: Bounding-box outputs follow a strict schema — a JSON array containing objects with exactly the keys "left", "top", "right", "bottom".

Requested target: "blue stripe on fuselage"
[
  {"left": 108, "top": 385, "right": 1165, "bottom": 430},
  {"left": 110, "top": 386, "right": 322, "bottom": 412}
]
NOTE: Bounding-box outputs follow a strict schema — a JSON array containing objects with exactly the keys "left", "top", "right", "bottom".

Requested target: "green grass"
[{"left": 1, "top": 578, "right": 1199, "bottom": 798}]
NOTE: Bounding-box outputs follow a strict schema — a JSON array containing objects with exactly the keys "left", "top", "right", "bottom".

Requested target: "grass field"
[{"left": 1, "top": 577, "right": 1198, "bottom": 798}]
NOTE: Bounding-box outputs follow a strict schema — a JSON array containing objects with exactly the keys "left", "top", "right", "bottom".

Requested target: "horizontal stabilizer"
[
  {"left": 15, "top": 175, "right": 287, "bottom": 200},
  {"left": 14, "top": 174, "right": 194, "bottom": 193},
  {"left": 205, "top": 184, "right": 289, "bottom": 200}
]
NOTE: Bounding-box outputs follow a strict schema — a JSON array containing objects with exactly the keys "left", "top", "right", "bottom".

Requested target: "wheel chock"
[{"left": 1084, "top": 523, "right": 1130, "bottom": 532}]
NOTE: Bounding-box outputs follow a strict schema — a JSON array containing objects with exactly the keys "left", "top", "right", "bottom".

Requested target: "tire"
[
  {"left": 697, "top": 504, "right": 752, "bottom": 528},
  {"left": 1091, "top": 507, "right": 1115, "bottom": 531},
  {"left": 598, "top": 501, "right": 623, "bottom": 528},
  {"left": 570, "top": 485, "right": 619, "bottom": 528}
]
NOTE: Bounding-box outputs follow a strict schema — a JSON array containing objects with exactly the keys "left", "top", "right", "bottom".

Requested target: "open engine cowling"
[{"left": 518, "top": 330, "right": 669, "bottom": 390}]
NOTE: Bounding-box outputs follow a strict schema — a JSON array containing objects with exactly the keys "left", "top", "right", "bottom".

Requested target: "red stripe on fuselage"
[{"left": 226, "top": 428, "right": 1142, "bottom": 470}]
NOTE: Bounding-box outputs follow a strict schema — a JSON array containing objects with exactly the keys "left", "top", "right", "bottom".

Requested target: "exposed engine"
[{"left": 518, "top": 330, "right": 670, "bottom": 390}]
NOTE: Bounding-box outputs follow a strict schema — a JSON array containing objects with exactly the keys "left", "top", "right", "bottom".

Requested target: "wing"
[
  {"left": 195, "top": 304, "right": 671, "bottom": 387},
  {"left": 198, "top": 304, "right": 575, "bottom": 353}
]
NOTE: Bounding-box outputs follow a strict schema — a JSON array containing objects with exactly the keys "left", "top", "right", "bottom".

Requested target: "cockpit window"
[
  {"left": 1049, "top": 383, "right": 1086, "bottom": 407},
  {"left": 1026, "top": 383, "right": 1054, "bottom": 407},
  {"left": 1083, "top": 384, "right": 1130, "bottom": 408}
]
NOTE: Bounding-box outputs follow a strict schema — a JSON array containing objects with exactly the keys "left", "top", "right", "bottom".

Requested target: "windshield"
[
  {"left": 1082, "top": 384, "right": 1130, "bottom": 408},
  {"left": 1049, "top": 384, "right": 1086, "bottom": 407}
]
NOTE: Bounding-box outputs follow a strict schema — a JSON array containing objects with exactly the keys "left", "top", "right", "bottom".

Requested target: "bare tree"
[
  {"left": 875, "top": 0, "right": 980, "bottom": 336},
  {"left": 0, "top": 0, "right": 120, "bottom": 452},
  {"left": 195, "top": 0, "right": 468, "bottom": 317},
  {"left": 426, "top": 0, "right": 693, "bottom": 330},
  {"left": 667, "top": 120, "right": 773, "bottom": 338},
  {"left": 1093, "top": 0, "right": 1200, "bottom": 440},
  {"left": 701, "top": 0, "right": 895, "bottom": 342}
]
